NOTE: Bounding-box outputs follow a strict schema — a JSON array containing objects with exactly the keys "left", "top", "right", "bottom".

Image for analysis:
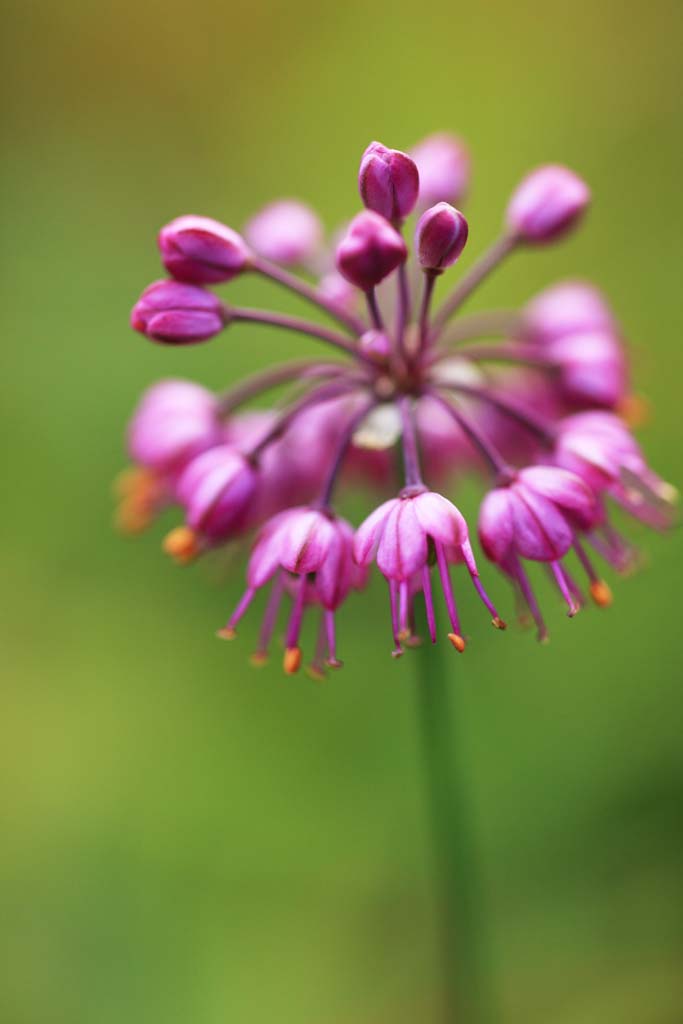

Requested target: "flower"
[
  {"left": 219, "top": 508, "right": 358, "bottom": 673},
  {"left": 120, "top": 134, "right": 671, "bottom": 674},
  {"left": 244, "top": 200, "right": 322, "bottom": 266},
  {"left": 415, "top": 203, "right": 469, "bottom": 272},
  {"left": 335, "top": 210, "right": 407, "bottom": 290},
  {"left": 131, "top": 279, "right": 226, "bottom": 343},
  {"left": 159, "top": 215, "right": 251, "bottom": 284},
  {"left": 478, "top": 466, "right": 603, "bottom": 639},
  {"left": 358, "top": 141, "right": 420, "bottom": 224},
  {"left": 410, "top": 132, "right": 470, "bottom": 209},
  {"left": 506, "top": 165, "right": 591, "bottom": 244},
  {"left": 354, "top": 488, "right": 504, "bottom": 656}
]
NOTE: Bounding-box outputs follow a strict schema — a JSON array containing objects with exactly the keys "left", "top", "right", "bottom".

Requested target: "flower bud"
[
  {"left": 244, "top": 200, "right": 322, "bottom": 266},
  {"left": 317, "top": 272, "right": 359, "bottom": 316},
  {"left": 131, "top": 280, "right": 226, "bottom": 344},
  {"left": 359, "top": 329, "right": 392, "bottom": 360},
  {"left": 358, "top": 141, "right": 419, "bottom": 224},
  {"left": 335, "top": 211, "right": 407, "bottom": 290},
  {"left": 505, "top": 165, "right": 590, "bottom": 244},
  {"left": 410, "top": 133, "right": 470, "bottom": 208},
  {"left": 158, "top": 215, "right": 251, "bottom": 284},
  {"left": 523, "top": 281, "right": 615, "bottom": 342},
  {"left": 176, "top": 446, "right": 257, "bottom": 541},
  {"left": 128, "top": 380, "right": 221, "bottom": 472},
  {"left": 415, "top": 203, "right": 469, "bottom": 272}
]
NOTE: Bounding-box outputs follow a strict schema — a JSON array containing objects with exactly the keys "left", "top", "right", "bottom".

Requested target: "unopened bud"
[
  {"left": 159, "top": 215, "right": 251, "bottom": 284},
  {"left": 131, "top": 280, "right": 225, "bottom": 344},
  {"left": 335, "top": 211, "right": 407, "bottom": 291},
  {"left": 506, "top": 165, "right": 590, "bottom": 244},
  {"left": 358, "top": 141, "right": 419, "bottom": 224},
  {"left": 415, "top": 203, "right": 469, "bottom": 272},
  {"left": 411, "top": 133, "right": 470, "bottom": 208},
  {"left": 245, "top": 200, "right": 322, "bottom": 266}
]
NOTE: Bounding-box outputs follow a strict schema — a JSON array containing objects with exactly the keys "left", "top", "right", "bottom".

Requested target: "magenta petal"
[
  {"left": 478, "top": 488, "right": 514, "bottom": 563},
  {"left": 376, "top": 500, "right": 428, "bottom": 580},
  {"left": 353, "top": 499, "right": 397, "bottom": 565},
  {"left": 412, "top": 491, "right": 469, "bottom": 548},
  {"left": 518, "top": 466, "right": 596, "bottom": 521},
  {"left": 511, "top": 487, "right": 573, "bottom": 561},
  {"left": 278, "top": 509, "right": 335, "bottom": 574}
]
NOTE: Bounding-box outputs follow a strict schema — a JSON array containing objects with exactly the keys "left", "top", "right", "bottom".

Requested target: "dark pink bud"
[
  {"left": 411, "top": 133, "right": 470, "bottom": 208},
  {"left": 158, "top": 215, "right": 251, "bottom": 284},
  {"left": 244, "top": 200, "right": 322, "bottom": 266},
  {"left": 415, "top": 203, "right": 469, "bottom": 272},
  {"left": 358, "top": 141, "right": 419, "bottom": 224},
  {"left": 359, "top": 329, "right": 392, "bottom": 360},
  {"left": 176, "top": 446, "right": 257, "bottom": 541},
  {"left": 506, "top": 165, "right": 590, "bottom": 244},
  {"left": 335, "top": 211, "right": 407, "bottom": 290},
  {"left": 130, "top": 279, "right": 226, "bottom": 344}
]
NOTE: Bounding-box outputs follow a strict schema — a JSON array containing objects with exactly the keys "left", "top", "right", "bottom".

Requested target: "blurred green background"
[{"left": 3, "top": 1, "right": 683, "bottom": 1021}]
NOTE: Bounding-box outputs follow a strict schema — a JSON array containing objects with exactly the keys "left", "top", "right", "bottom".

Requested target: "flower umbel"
[{"left": 119, "top": 134, "right": 674, "bottom": 675}]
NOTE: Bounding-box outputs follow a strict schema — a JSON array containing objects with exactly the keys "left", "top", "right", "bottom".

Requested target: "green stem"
[{"left": 414, "top": 623, "right": 494, "bottom": 1024}]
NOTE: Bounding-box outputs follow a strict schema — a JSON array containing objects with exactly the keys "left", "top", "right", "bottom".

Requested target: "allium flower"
[{"left": 120, "top": 133, "right": 673, "bottom": 674}]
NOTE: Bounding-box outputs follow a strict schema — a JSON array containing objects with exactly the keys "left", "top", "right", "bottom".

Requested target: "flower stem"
[
  {"left": 431, "top": 234, "right": 517, "bottom": 337},
  {"left": 413, "top": 626, "right": 494, "bottom": 1024},
  {"left": 251, "top": 255, "right": 365, "bottom": 335},
  {"left": 229, "top": 307, "right": 373, "bottom": 365},
  {"left": 216, "top": 360, "right": 346, "bottom": 416}
]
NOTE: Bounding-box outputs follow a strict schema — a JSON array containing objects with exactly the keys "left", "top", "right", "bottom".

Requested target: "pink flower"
[
  {"left": 131, "top": 279, "right": 225, "bottom": 344},
  {"left": 415, "top": 203, "right": 469, "bottom": 272},
  {"left": 506, "top": 165, "right": 590, "bottom": 244},
  {"left": 555, "top": 413, "right": 678, "bottom": 529},
  {"left": 245, "top": 200, "right": 322, "bottom": 267},
  {"left": 220, "top": 508, "right": 359, "bottom": 673},
  {"left": 158, "top": 215, "right": 251, "bottom": 284},
  {"left": 358, "top": 141, "right": 420, "bottom": 224},
  {"left": 411, "top": 133, "right": 470, "bottom": 209},
  {"left": 174, "top": 445, "right": 258, "bottom": 546},
  {"left": 478, "top": 466, "right": 602, "bottom": 639},
  {"left": 127, "top": 379, "right": 221, "bottom": 472},
  {"left": 336, "top": 211, "right": 407, "bottom": 290},
  {"left": 354, "top": 489, "right": 503, "bottom": 656}
]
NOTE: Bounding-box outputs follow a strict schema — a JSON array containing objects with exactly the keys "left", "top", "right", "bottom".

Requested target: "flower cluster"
[{"left": 118, "top": 135, "right": 675, "bottom": 675}]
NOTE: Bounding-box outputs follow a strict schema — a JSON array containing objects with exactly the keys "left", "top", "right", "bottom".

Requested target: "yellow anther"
[
  {"left": 492, "top": 616, "right": 507, "bottom": 630},
  {"left": 590, "top": 580, "right": 613, "bottom": 608},
  {"left": 448, "top": 633, "right": 466, "bottom": 653},
  {"left": 283, "top": 646, "right": 302, "bottom": 675},
  {"left": 216, "top": 626, "right": 236, "bottom": 641},
  {"left": 163, "top": 526, "right": 200, "bottom": 565},
  {"left": 249, "top": 651, "right": 269, "bottom": 667}
]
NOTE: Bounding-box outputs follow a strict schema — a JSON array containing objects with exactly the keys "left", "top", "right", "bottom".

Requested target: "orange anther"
[
  {"left": 283, "top": 647, "right": 302, "bottom": 675},
  {"left": 162, "top": 526, "right": 200, "bottom": 564},
  {"left": 448, "top": 633, "right": 466, "bottom": 653},
  {"left": 590, "top": 580, "right": 613, "bottom": 607}
]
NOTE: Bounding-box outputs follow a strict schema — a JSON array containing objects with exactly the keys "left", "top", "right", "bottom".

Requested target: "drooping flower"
[
  {"left": 219, "top": 507, "right": 359, "bottom": 673},
  {"left": 354, "top": 488, "right": 504, "bottom": 656}
]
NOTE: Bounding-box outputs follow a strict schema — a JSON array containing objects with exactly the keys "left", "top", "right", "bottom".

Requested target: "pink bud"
[
  {"left": 523, "top": 281, "right": 615, "bottom": 342},
  {"left": 359, "top": 329, "right": 392, "bottom": 360},
  {"left": 358, "top": 141, "right": 420, "bottom": 224},
  {"left": 158, "top": 215, "right": 251, "bottom": 284},
  {"left": 415, "top": 203, "right": 469, "bottom": 272},
  {"left": 244, "top": 200, "right": 322, "bottom": 266},
  {"left": 411, "top": 133, "right": 470, "bottom": 208},
  {"left": 176, "top": 446, "right": 257, "bottom": 541},
  {"left": 130, "top": 280, "right": 225, "bottom": 344},
  {"left": 506, "top": 165, "right": 590, "bottom": 244},
  {"left": 317, "top": 272, "right": 359, "bottom": 316},
  {"left": 335, "top": 211, "right": 407, "bottom": 291},
  {"left": 128, "top": 380, "right": 221, "bottom": 472}
]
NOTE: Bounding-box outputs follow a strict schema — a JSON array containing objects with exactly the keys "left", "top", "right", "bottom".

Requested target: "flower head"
[{"left": 120, "top": 133, "right": 670, "bottom": 675}]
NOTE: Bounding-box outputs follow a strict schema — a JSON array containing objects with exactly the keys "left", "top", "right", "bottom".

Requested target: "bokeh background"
[{"left": 3, "top": 1, "right": 683, "bottom": 1021}]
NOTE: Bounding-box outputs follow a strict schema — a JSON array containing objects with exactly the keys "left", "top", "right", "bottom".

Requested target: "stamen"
[
  {"left": 550, "top": 561, "right": 580, "bottom": 617},
  {"left": 422, "top": 566, "right": 437, "bottom": 643},
  {"left": 389, "top": 580, "right": 404, "bottom": 657},
  {"left": 460, "top": 539, "right": 506, "bottom": 628},
  {"left": 448, "top": 633, "right": 466, "bottom": 653},
  {"left": 251, "top": 573, "right": 285, "bottom": 665},
  {"left": 511, "top": 556, "right": 548, "bottom": 643},
  {"left": 163, "top": 526, "right": 201, "bottom": 564},
  {"left": 324, "top": 610, "right": 343, "bottom": 669},
  {"left": 283, "top": 647, "right": 302, "bottom": 675},
  {"left": 435, "top": 542, "right": 461, "bottom": 635},
  {"left": 284, "top": 577, "right": 308, "bottom": 652},
  {"left": 399, "top": 581, "right": 410, "bottom": 640},
  {"left": 306, "top": 614, "right": 328, "bottom": 680},
  {"left": 590, "top": 580, "right": 613, "bottom": 608},
  {"left": 219, "top": 586, "right": 257, "bottom": 639}
]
